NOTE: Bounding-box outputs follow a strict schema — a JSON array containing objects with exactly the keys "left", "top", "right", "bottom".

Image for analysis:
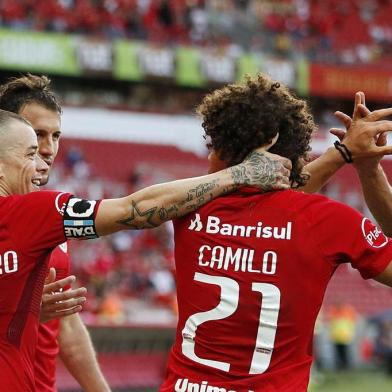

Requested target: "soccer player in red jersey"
[
  {"left": 160, "top": 75, "right": 392, "bottom": 392},
  {"left": 0, "top": 107, "right": 292, "bottom": 392},
  {"left": 0, "top": 74, "right": 110, "bottom": 392}
]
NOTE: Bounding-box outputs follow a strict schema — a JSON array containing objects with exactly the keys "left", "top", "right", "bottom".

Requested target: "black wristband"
[{"left": 334, "top": 141, "right": 353, "bottom": 163}]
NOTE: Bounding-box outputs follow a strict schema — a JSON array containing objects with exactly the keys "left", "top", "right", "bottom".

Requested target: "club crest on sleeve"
[
  {"left": 361, "top": 217, "right": 388, "bottom": 248},
  {"left": 55, "top": 193, "right": 67, "bottom": 216},
  {"left": 66, "top": 198, "right": 96, "bottom": 218}
]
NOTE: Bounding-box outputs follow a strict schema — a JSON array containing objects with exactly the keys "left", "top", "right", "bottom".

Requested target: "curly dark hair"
[
  {"left": 197, "top": 74, "right": 315, "bottom": 187},
  {"left": 0, "top": 73, "right": 62, "bottom": 115}
]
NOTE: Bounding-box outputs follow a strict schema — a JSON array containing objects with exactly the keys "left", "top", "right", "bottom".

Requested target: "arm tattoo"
[
  {"left": 118, "top": 180, "right": 221, "bottom": 229},
  {"left": 158, "top": 204, "right": 179, "bottom": 221},
  {"left": 183, "top": 180, "right": 219, "bottom": 202},
  {"left": 116, "top": 200, "right": 158, "bottom": 229}
]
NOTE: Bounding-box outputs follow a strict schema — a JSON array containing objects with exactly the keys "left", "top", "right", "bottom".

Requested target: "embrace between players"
[{"left": 0, "top": 73, "right": 391, "bottom": 392}]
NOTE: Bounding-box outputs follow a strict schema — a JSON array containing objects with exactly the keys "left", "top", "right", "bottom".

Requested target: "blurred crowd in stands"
[{"left": 1, "top": 0, "right": 392, "bottom": 64}]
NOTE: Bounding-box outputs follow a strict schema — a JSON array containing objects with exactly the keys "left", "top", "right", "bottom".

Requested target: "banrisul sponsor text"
[{"left": 189, "top": 214, "right": 292, "bottom": 240}]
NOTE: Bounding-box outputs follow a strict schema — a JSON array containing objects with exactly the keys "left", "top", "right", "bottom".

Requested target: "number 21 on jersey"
[{"left": 181, "top": 272, "right": 281, "bottom": 374}]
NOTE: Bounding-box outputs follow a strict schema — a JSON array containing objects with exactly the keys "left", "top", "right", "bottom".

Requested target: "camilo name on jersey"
[
  {"left": 198, "top": 245, "right": 278, "bottom": 275},
  {"left": 189, "top": 214, "right": 292, "bottom": 240}
]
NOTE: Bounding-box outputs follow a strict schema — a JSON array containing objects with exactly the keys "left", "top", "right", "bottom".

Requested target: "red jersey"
[
  {"left": 35, "top": 243, "right": 71, "bottom": 392},
  {"left": 0, "top": 191, "right": 100, "bottom": 392},
  {"left": 162, "top": 189, "right": 392, "bottom": 392}
]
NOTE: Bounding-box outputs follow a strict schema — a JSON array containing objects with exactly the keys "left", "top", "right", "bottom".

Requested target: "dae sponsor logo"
[
  {"left": 175, "top": 378, "right": 238, "bottom": 392},
  {"left": 188, "top": 214, "right": 292, "bottom": 240},
  {"left": 361, "top": 218, "right": 388, "bottom": 248},
  {"left": 64, "top": 226, "right": 97, "bottom": 239}
]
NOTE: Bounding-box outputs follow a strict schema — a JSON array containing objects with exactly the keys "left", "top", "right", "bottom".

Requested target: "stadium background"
[{"left": 0, "top": 0, "right": 392, "bottom": 391}]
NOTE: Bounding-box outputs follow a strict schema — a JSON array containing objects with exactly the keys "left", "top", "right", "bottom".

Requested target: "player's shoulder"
[
  {"left": 275, "top": 189, "right": 351, "bottom": 211},
  {"left": 277, "top": 189, "right": 362, "bottom": 221},
  {"left": 0, "top": 191, "right": 72, "bottom": 227},
  {"left": 16, "top": 191, "right": 70, "bottom": 210},
  {"left": 0, "top": 190, "right": 69, "bottom": 204}
]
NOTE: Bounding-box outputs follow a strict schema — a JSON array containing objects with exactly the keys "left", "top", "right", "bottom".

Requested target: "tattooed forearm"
[
  {"left": 116, "top": 200, "right": 158, "bottom": 229},
  {"left": 183, "top": 180, "right": 220, "bottom": 203},
  {"left": 115, "top": 150, "right": 290, "bottom": 231},
  {"left": 117, "top": 180, "right": 222, "bottom": 229},
  {"left": 158, "top": 204, "right": 179, "bottom": 221}
]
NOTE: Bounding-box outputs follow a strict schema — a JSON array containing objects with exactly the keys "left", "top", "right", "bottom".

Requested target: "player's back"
[{"left": 162, "top": 189, "right": 392, "bottom": 392}]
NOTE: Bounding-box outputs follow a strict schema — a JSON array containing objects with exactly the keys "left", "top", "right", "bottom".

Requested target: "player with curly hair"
[
  {"left": 160, "top": 74, "right": 392, "bottom": 392},
  {"left": 198, "top": 74, "right": 314, "bottom": 188}
]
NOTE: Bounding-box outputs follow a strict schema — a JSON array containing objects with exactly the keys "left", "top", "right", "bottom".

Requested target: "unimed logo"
[{"left": 361, "top": 217, "right": 388, "bottom": 248}]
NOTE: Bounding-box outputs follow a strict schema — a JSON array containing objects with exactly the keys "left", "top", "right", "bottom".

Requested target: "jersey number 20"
[{"left": 181, "top": 272, "right": 281, "bottom": 374}]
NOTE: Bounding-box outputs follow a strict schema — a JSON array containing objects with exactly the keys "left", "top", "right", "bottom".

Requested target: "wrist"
[
  {"left": 333, "top": 141, "right": 353, "bottom": 163},
  {"left": 324, "top": 146, "right": 347, "bottom": 166},
  {"left": 355, "top": 160, "right": 382, "bottom": 176}
]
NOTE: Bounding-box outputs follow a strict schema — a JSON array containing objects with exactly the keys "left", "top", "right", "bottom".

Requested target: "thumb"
[
  {"left": 257, "top": 133, "right": 279, "bottom": 152},
  {"left": 45, "top": 267, "right": 56, "bottom": 285}
]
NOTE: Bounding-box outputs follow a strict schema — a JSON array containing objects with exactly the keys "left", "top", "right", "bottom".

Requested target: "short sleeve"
[
  {"left": 10, "top": 191, "right": 100, "bottom": 258},
  {"left": 308, "top": 197, "right": 392, "bottom": 279}
]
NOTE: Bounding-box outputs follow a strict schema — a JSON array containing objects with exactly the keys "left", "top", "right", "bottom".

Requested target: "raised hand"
[
  {"left": 330, "top": 91, "right": 392, "bottom": 161},
  {"left": 40, "top": 268, "right": 87, "bottom": 323}
]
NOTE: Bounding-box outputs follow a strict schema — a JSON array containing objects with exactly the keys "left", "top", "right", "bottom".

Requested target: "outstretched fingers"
[
  {"left": 334, "top": 111, "right": 352, "bottom": 129},
  {"left": 353, "top": 92, "right": 370, "bottom": 120},
  {"left": 361, "top": 107, "right": 392, "bottom": 122},
  {"left": 367, "top": 120, "right": 392, "bottom": 136},
  {"left": 43, "top": 275, "right": 76, "bottom": 294},
  {"left": 43, "top": 286, "right": 87, "bottom": 305},
  {"left": 376, "top": 145, "right": 392, "bottom": 155}
]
